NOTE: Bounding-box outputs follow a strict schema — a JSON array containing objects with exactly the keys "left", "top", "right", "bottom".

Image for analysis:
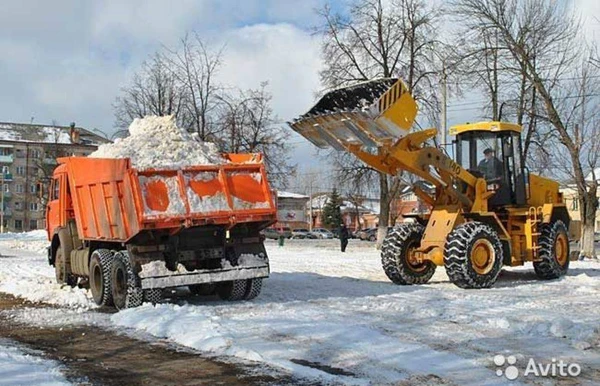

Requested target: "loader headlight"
[{"left": 487, "top": 183, "right": 499, "bottom": 191}]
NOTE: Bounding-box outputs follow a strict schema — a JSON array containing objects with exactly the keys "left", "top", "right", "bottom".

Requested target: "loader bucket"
[{"left": 289, "top": 78, "right": 418, "bottom": 150}]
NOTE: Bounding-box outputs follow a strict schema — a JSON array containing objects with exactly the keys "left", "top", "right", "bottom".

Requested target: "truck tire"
[
  {"left": 189, "top": 283, "right": 217, "bottom": 296},
  {"left": 381, "top": 224, "right": 436, "bottom": 285},
  {"left": 55, "top": 247, "right": 77, "bottom": 288},
  {"left": 89, "top": 249, "right": 114, "bottom": 306},
  {"left": 534, "top": 220, "right": 570, "bottom": 280},
  {"left": 111, "top": 251, "right": 143, "bottom": 310},
  {"left": 244, "top": 278, "right": 262, "bottom": 300},
  {"left": 143, "top": 289, "right": 162, "bottom": 304},
  {"left": 444, "top": 222, "right": 503, "bottom": 289},
  {"left": 216, "top": 280, "right": 248, "bottom": 301}
]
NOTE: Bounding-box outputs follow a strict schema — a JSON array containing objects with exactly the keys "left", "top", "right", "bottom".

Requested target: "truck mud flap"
[{"left": 140, "top": 266, "right": 269, "bottom": 290}]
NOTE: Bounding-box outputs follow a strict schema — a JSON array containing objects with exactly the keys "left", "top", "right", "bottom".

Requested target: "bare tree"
[
  {"left": 166, "top": 34, "right": 223, "bottom": 140},
  {"left": 317, "top": 0, "right": 442, "bottom": 245},
  {"left": 114, "top": 37, "right": 294, "bottom": 189},
  {"left": 217, "top": 83, "right": 296, "bottom": 188},
  {"left": 453, "top": 0, "right": 600, "bottom": 257},
  {"left": 114, "top": 53, "right": 184, "bottom": 129}
]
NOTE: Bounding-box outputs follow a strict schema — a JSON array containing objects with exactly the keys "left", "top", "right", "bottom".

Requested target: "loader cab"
[{"left": 452, "top": 122, "right": 527, "bottom": 207}]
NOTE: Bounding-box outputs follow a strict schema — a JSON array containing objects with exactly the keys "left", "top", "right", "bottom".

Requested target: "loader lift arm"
[{"left": 289, "top": 78, "right": 490, "bottom": 213}]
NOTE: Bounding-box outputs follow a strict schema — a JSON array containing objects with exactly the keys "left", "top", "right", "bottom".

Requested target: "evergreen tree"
[{"left": 322, "top": 188, "right": 343, "bottom": 229}]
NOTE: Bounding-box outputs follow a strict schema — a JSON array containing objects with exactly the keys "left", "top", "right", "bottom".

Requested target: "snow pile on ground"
[
  {"left": 2, "top": 235, "right": 600, "bottom": 384},
  {"left": 0, "top": 229, "right": 47, "bottom": 254},
  {"left": 0, "top": 237, "right": 95, "bottom": 310},
  {"left": 112, "top": 240, "right": 600, "bottom": 385},
  {"left": 0, "top": 340, "right": 70, "bottom": 386},
  {"left": 89, "top": 115, "right": 224, "bottom": 169},
  {"left": 0, "top": 229, "right": 46, "bottom": 241}
]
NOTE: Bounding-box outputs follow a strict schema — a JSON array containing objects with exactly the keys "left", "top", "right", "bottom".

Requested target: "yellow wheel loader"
[{"left": 290, "top": 78, "right": 571, "bottom": 289}]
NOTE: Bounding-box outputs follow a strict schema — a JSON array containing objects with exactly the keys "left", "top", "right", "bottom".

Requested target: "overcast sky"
[{"left": 1, "top": 0, "right": 598, "bottom": 173}]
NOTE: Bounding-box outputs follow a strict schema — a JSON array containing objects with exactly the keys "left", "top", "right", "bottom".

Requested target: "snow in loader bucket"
[{"left": 288, "top": 78, "right": 418, "bottom": 150}]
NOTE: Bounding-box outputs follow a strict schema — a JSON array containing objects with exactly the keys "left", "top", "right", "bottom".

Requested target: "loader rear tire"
[
  {"left": 534, "top": 220, "right": 570, "bottom": 280},
  {"left": 381, "top": 224, "right": 435, "bottom": 285},
  {"left": 243, "top": 278, "right": 262, "bottom": 300},
  {"left": 111, "top": 251, "right": 143, "bottom": 310},
  {"left": 89, "top": 249, "right": 114, "bottom": 307},
  {"left": 216, "top": 280, "right": 248, "bottom": 301},
  {"left": 444, "top": 222, "right": 503, "bottom": 289}
]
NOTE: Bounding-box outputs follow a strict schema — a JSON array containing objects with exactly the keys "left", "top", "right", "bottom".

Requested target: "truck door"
[{"left": 46, "top": 176, "right": 62, "bottom": 237}]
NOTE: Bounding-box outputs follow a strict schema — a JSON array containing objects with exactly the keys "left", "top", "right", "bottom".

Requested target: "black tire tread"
[
  {"left": 534, "top": 220, "right": 570, "bottom": 280},
  {"left": 89, "top": 249, "right": 114, "bottom": 307},
  {"left": 444, "top": 222, "right": 503, "bottom": 289},
  {"left": 216, "top": 280, "right": 248, "bottom": 301},
  {"left": 112, "top": 251, "right": 143, "bottom": 310},
  {"left": 381, "top": 223, "right": 435, "bottom": 285},
  {"left": 243, "top": 278, "right": 262, "bottom": 300}
]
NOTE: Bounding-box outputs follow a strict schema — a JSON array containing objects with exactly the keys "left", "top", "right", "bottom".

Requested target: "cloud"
[
  {"left": 217, "top": 23, "right": 323, "bottom": 120},
  {"left": 0, "top": 1, "right": 326, "bottom": 136}
]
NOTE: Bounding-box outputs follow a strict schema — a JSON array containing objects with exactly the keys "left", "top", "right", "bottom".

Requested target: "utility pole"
[
  {"left": 441, "top": 60, "right": 448, "bottom": 149},
  {"left": 308, "top": 178, "right": 313, "bottom": 232}
]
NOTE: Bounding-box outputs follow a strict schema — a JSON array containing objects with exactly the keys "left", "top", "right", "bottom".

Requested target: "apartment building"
[{"left": 0, "top": 122, "right": 109, "bottom": 232}]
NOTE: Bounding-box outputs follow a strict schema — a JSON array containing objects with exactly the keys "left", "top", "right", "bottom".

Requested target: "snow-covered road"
[
  {"left": 0, "top": 339, "right": 70, "bottom": 386},
  {"left": 1, "top": 233, "right": 599, "bottom": 385}
]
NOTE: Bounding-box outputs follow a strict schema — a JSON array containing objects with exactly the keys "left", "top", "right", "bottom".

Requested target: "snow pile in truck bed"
[{"left": 89, "top": 115, "right": 225, "bottom": 169}]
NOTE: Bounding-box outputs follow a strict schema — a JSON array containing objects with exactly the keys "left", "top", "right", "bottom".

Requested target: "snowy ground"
[
  {"left": 1, "top": 233, "right": 600, "bottom": 385},
  {"left": 0, "top": 339, "right": 70, "bottom": 386}
]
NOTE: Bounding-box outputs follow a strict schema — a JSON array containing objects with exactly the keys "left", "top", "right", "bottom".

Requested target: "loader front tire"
[
  {"left": 111, "top": 251, "right": 143, "bottom": 310},
  {"left": 89, "top": 249, "right": 114, "bottom": 307},
  {"left": 381, "top": 224, "right": 435, "bottom": 285},
  {"left": 444, "top": 222, "right": 503, "bottom": 289},
  {"left": 216, "top": 280, "right": 248, "bottom": 301},
  {"left": 534, "top": 220, "right": 570, "bottom": 280}
]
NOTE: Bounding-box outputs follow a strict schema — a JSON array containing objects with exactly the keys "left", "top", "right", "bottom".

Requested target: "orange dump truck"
[{"left": 45, "top": 154, "right": 276, "bottom": 309}]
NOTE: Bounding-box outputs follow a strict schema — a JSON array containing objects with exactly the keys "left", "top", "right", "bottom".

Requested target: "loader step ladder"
[{"left": 527, "top": 206, "right": 543, "bottom": 259}]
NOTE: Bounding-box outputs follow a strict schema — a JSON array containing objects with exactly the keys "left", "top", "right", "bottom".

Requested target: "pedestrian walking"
[{"left": 340, "top": 223, "right": 349, "bottom": 252}]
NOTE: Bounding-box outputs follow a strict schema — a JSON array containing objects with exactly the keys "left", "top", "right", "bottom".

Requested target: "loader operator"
[{"left": 478, "top": 148, "right": 503, "bottom": 182}]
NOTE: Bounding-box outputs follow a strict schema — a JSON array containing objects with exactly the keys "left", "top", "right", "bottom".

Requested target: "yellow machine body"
[{"left": 290, "top": 78, "right": 571, "bottom": 288}]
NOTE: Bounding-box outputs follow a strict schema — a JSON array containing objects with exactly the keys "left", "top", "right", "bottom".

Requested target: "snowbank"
[
  {"left": 89, "top": 115, "right": 225, "bottom": 169},
  {"left": 0, "top": 341, "right": 70, "bottom": 386}
]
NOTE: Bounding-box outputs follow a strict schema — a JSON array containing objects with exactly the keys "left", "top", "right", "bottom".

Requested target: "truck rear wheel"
[
  {"left": 534, "top": 220, "right": 570, "bottom": 280},
  {"left": 89, "top": 249, "right": 114, "bottom": 306},
  {"left": 216, "top": 280, "right": 248, "bottom": 301},
  {"left": 444, "top": 222, "right": 503, "bottom": 289},
  {"left": 189, "top": 283, "right": 217, "bottom": 296},
  {"left": 143, "top": 289, "right": 162, "bottom": 304},
  {"left": 244, "top": 278, "right": 262, "bottom": 300},
  {"left": 55, "top": 248, "right": 77, "bottom": 288},
  {"left": 381, "top": 224, "right": 435, "bottom": 285},
  {"left": 111, "top": 251, "right": 143, "bottom": 310}
]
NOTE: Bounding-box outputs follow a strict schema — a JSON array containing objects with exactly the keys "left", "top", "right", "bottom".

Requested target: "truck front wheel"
[
  {"left": 55, "top": 248, "right": 77, "bottom": 288},
  {"left": 89, "top": 249, "right": 114, "bottom": 306},
  {"left": 111, "top": 251, "right": 143, "bottom": 310}
]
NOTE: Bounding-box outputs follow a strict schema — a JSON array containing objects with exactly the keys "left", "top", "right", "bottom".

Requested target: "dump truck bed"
[{"left": 59, "top": 154, "right": 276, "bottom": 242}]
